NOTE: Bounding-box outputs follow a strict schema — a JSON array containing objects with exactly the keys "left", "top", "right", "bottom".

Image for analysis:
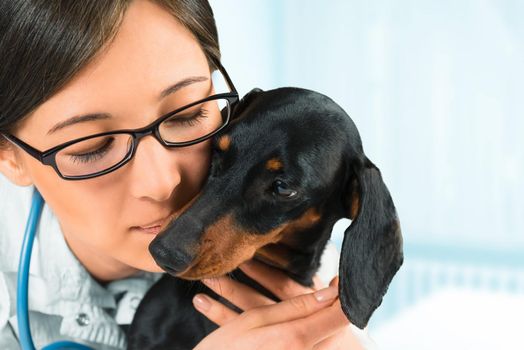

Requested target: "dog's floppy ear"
[
  {"left": 339, "top": 155, "right": 403, "bottom": 329},
  {"left": 229, "top": 88, "right": 264, "bottom": 120}
]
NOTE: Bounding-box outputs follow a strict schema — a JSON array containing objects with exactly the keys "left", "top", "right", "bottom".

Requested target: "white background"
[{"left": 211, "top": 1, "right": 524, "bottom": 349}]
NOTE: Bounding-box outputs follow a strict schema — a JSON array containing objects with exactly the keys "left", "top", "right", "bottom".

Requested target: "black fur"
[{"left": 128, "top": 87, "right": 403, "bottom": 349}]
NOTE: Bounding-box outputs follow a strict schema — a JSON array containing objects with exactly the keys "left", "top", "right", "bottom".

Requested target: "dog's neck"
[{"left": 254, "top": 214, "right": 339, "bottom": 287}]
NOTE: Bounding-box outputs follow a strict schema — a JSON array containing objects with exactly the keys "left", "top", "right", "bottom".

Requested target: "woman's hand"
[{"left": 192, "top": 259, "right": 365, "bottom": 350}]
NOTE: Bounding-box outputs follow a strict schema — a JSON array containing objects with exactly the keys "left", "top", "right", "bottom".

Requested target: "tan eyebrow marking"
[
  {"left": 266, "top": 158, "right": 283, "bottom": 171},
  {"left": 218, "top": 135, "right": 231, "bottom": 151}
]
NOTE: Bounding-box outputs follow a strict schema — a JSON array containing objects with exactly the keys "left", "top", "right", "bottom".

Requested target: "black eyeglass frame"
[{"left": 2, "top": 60, "right": 239, "bottom": 180}]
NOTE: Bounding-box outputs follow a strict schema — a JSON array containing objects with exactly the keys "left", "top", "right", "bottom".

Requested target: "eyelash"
[
  {"left": 163, "top": 108, "right": 209, "bottom": 127},
  {"left": 70, "top": 137, "right": 115, "bottom": 164}
]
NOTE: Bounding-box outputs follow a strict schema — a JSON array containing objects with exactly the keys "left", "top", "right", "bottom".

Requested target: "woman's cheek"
[{"left": 185, "top": 139, "right": 213, "bottom": 186}]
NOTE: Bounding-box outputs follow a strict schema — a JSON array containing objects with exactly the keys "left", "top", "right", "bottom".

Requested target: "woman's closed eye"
[
  {"left": 163, "top": 108, "right": 210, "bottom": 128},
  {"left": 67, "top": 136, "right": 116, "bottom": 164}
]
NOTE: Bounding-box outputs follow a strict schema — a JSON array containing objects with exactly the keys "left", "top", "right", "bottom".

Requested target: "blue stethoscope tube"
[{"left": 17, "top": 188, "right": 94, "bottom": 350}]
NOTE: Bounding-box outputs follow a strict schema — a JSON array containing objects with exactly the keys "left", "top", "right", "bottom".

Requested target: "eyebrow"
[
  {"left": 158, "top": 76, "right": 208, "bottom": 100},
  {"left": 46, "top": 113, "right": 111, "bottom": 135},
  {"left": 46, "top": 76, "right": 209, "bottom": 135}
]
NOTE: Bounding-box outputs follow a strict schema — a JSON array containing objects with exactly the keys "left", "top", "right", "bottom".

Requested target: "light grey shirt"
[
  {"left": 0, "top": 177, "right": 163, "bottom": 349},
  {"left": 0, "top": 175, "right": 373, "bottom": 349}
]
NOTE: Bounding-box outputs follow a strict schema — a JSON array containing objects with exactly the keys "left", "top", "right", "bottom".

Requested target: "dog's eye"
[{"left": 272, "top": 180, "right": 297, "bottom": 198}]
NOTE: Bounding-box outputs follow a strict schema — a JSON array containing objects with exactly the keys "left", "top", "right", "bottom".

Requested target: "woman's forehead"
[{"left": 18, "top": 0, "right": 211, "bottom": 143}]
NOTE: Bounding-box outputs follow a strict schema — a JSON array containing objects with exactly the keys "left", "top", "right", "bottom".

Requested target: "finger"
[
  {"left": 243, "top": 285, "right": 338, "bottom": 328},
  {"left": 312, "top": 335, "right": 344, "bottom": 350},
  {"left": 329, "top": 275, "right": 339, "bottom": 288},
  {"left": 313, "top": 275, "right": 325, "bottom": 290},
  {"left": 288, "top": 299, "right": 350, "bottom": 348},
  {"left": 239, "top": 259, "right": 316, "bottom": 300},
  {"left": 192, "top": 293, "right": 240, "bottom": 326},
  {"left": 202, "top": 275, "right": 275, "bottom": 310},
  {"left": 313, "top": 326, "right": 366, "bottom": 350}
]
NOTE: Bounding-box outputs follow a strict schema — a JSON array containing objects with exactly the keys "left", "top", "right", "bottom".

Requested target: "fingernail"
[
  {"left": 314, "top": 286, "right": 338, "bottom": 302},
  {"left": 193, "top": 294, "right": 211, "bottom": 312}
]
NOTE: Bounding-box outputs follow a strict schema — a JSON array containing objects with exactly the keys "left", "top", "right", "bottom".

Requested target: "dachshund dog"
[{"left": 128, "top": 87, "right": 403, "bottom": 349}]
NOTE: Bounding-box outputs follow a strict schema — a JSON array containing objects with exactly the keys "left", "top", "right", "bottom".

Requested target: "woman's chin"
[{"left": 134, "top": 255, "right": 166, "bottom": 273}]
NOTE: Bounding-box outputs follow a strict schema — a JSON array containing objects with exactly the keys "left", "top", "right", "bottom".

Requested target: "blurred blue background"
[{"left": 211, "top": 1, "right": 524, "bottom": 348}]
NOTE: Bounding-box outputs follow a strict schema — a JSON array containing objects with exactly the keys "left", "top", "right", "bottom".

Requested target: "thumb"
[
  {"left": 245, "top": 285, "right": 339, "bottom": 327},
  {"left": 329, "top": 276, "right": 340, "bottom": 288}
]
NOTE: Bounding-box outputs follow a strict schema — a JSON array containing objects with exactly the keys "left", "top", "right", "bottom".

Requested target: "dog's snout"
[{"left": 149, "top": 239, "right": 193, "bottom": 274}]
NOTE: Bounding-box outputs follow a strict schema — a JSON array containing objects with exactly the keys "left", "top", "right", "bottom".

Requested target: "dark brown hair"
[{"left": 0, "top": 0, "right": 220, "bottom": 148}]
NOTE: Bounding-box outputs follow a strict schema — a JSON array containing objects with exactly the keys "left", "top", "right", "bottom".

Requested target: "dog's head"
[{"left": 150, "top": 87, "right": 403, "bottom": 328}]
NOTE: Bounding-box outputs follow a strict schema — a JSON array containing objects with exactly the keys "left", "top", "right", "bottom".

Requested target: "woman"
[{"left": 0, "top": 0, "right": 371, "bottom": 348}]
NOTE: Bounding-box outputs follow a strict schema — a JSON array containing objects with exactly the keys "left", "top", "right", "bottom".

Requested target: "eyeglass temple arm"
[
  {"left": 213, "top": 58, "right": 238, "bottom": 95},
  {"left": 1, "top": 134, "right": 45, "bottom": 162}
]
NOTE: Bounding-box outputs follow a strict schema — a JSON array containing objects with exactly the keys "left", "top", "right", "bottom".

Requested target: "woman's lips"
[
  {"left": 135, "top": 225, "right": 163, "bottom": 234},
  {"left": 132, "top": 216, "right": 171, "bottom": 234},
  {"left": 131, "top": 193, "right": 201, "bottom": 235}
]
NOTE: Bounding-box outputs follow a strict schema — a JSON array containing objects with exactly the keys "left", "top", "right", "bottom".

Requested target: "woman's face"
[{"left": 4, "top": 0, "right": 217, "bottom": 280}]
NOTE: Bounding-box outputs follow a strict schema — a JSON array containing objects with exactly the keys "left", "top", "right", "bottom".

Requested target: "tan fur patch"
[
  {"left": 266, "top": 158, "right": 283, "bottom": 171},
  {"left": 278, "top": 208, "right": 322, "bottom": 246},
  {"left": 286, "top": 208, "right": 320, "bottom": 231},
  {"left": 257, "top": 208, "right": 322, "bottom": 268},
  {"left": 350, "top": 194, "right": 360, "bottom": 220},
  {"left": 217, "top": 135, "right": 231, "bottom": 151},
  {"left": 347, "top": 178, "right": 360, "bottom": 220},
  {"left": 177, "top": 207, "right": 323, "bottom": 279},
  {"left": 254, "top": 243, "right": 293, "bottom": 270},
  {"left": 177, "top": 214, "right": 284, "bottom": 279}
]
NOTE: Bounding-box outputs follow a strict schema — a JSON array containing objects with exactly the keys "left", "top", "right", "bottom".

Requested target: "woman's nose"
[{"left": 127, "top": 135, "right": 181, "bottom": 202}]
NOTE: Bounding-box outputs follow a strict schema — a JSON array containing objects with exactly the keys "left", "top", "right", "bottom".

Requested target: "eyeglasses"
[{"left": 2, "top": 61, "right": 239, "bottom": 180}]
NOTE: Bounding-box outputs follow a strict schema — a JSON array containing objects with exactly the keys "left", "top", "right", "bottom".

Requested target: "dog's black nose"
[{"left": 149, "top": 239, "right": 193, "bottom": 274}]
